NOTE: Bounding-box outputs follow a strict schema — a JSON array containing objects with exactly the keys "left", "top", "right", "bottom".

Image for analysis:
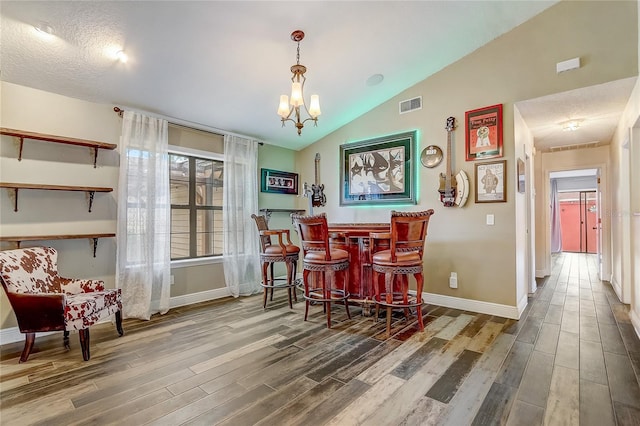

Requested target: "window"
[{"left": 170, "top": 151, "right": 224, "bottom": 260}]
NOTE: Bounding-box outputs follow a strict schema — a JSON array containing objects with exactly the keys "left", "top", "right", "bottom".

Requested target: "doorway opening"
[
  {"left": 559, "top": 190, "right": 597, "bottom": 253},
  {"left": 549, "top": 168, "right": 600, "bottom": 258}
]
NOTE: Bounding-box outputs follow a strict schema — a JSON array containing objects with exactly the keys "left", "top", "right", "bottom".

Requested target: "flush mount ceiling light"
[
  {"left": 116, "top": 50, "right": 128, "bottom": 63},
  {"left": 277, "top": 30, "right": 321, "bottom": 136},
  {"left": 366, "top": 74, "right": 384, "bottom": 87},
  {"left": 34, "top": 22, "right": 54, "bottom": 37},
  {"left": 561, "top": 120, "right": 582, "bottom": 131}
]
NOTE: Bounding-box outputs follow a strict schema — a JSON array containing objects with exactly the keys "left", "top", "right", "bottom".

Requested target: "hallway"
[{"left": 474, "top": 252, "right": 640, "bottom": 425}]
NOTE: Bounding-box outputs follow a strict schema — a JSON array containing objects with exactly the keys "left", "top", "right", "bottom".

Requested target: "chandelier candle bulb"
[
  {"left": 278, "top": 95, "right": 290, "bottom": 118},
  {"left": 290, "top": 82, "right": 303, "bottom": 106},
  {"left": 309, "top": 95, "right": 321, "bottom": 118}
]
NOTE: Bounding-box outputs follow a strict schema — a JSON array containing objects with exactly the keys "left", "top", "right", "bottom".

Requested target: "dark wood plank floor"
[{"left": 1, "top": 252, "right": 639, "bottom": 425}]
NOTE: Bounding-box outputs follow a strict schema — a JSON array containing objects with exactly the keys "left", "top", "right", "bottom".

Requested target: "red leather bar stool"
[
  {"left": 291, "top": 213, "right": 351, "bottom": 328},
  {"left": 251, "top": 214, "right": 300, "bottom": 309},
  {"left": 371, "top": 209, "right": 434, "bottom": 337}
]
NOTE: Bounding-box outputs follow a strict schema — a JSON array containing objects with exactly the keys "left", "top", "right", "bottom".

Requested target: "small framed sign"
[
  {"left": 475, "top": 160, "right": 506, "bottom": 203},
  {"left": 260, "top": 168, "right": 298, "bottom": 195}
]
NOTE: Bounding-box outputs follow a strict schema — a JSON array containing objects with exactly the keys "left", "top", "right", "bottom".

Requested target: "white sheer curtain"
[
  {"left": 223, "top": 134, "right": 261, "bottom": 297},
  {"left": 550, "top": 178, "right": 563, "bottom": 253},
  {"left": 116, "top": 110, "right": 171, "bottom": 320}
]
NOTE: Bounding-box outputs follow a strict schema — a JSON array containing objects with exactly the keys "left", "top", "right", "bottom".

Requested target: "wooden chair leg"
[
  {"left": 261, "top": 262, "right": 269, "bottom": 309},
  {"left": 269, "top": 263, "right": 275, "bottom": 301},
  {"left": 303, "top": 269, "right": 311, "bottom": 321},
  {"left": 286, "top": 261, "right": 294, "bottom": 309},
  {"left": 79, "top": 329, "right": 90, "bottom": 361},
  {"left": 373, "top": 270, "right": 380, "bottom": 323},
  {"left": 415, "top": 272, "right": 424, "bottom": 331},
  {"left": 342, "top": 270, "right": 351, "bottom": 320},
  {"left": 326, "top": 301, "right": 332, "bottom": 328},
  {"left": 263, "top": 287, "right": 269, "bottom": 309},
  {"left": 63, "top": 330, "right": 70, "bottom": 349},
  {"left": 386, "top": 306, "right": 393, "bottom": 338},
  {"left": 115, "top": 310, "right": 124, "bottom": 336},
  {"left": 19, "top": 332, "right": 36, "bottom": 363},
  {"left": 292, "top": 260, "right": 298, "bottom": 302}
]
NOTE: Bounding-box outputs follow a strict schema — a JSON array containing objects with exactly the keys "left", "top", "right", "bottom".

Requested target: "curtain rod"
[{"left": 113, "top": 107, "right": 264, "bottom": 145}]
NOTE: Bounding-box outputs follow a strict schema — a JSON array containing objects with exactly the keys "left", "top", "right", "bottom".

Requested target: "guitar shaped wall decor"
[
  {"left": 438, "top": 117, "right": 457, "bottom": 207},
  {"left": 311, "top": 153, "right": 326, "bottom": 207},
  {"left": 438, "top": 117, "right": 470, "bottom": 208}
]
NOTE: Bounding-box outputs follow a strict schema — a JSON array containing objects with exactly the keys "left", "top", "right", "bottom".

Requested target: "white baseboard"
[
  {"left": 169, "top": 287, "right": 231, "bottom": 309},
  {"left": 630, "top": 308, "right": 640, "bottom": 341},
  {"left": 0, "top": 328, "right": 59, "bottom": 346},
  {"left": 517, "top": 294, "right": 529, "bottom": 318},
  {"left": 1, "top": 288, "right": 233, "bottom": 345},
  {"left": 611, "top": 276, "right": 623, "bottom": 302},
  {"left": 421, "top": 292, "right": 520, "bottom": 320},
  {"left": 535, "top": 269, "right": 548, "bottom": 278}
]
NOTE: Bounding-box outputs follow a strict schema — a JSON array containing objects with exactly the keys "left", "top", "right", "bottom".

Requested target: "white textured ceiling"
[
  {"left": 516, "top": 77, "right": 638, "bottom": 152},
  {"left": 1, "top": 0, "right": 561, "bottom": 150}
]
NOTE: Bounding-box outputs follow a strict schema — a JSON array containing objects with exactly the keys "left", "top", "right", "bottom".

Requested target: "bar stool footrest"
[
  {"left": 375, "top": 292, "right": 423, "bottom": 309},
  {"left": 304, "top": 288, "right": 350, "bottom": 303}
]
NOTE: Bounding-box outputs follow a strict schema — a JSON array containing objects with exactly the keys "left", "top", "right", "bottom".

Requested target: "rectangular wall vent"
[{"left": 399, "top": 96, "right": 422, "bottom": 114}]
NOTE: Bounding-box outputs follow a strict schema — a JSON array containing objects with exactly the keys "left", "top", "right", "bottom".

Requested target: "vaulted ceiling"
[
  {"left": 2, "top": 1, "right": 636, "bottom": 153},
  {"left": 2, "top": 1, "right": 563, "bottom": 150}
]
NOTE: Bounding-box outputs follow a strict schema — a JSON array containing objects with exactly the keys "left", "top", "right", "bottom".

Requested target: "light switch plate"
[{"left": 486, "top": 214, "right": 495, "bottom": 225}]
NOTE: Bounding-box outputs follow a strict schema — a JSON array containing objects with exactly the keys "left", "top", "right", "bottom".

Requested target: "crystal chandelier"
[{"left": 277, "top": 30, "right": 321, "bottom": 136}]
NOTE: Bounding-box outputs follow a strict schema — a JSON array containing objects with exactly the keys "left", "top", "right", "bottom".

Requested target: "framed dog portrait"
[
  {"left": 465, "top": 104, "right": 503, "bottom": 161},
  {"left": 339, "top": 131, "right": 417, "bottom": 206}
]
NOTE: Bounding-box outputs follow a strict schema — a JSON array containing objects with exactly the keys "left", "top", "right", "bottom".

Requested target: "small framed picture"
[
  {"left": 517, "top": 158, "right": 525, "bottom": 193},
  {"left": 260, "top": 169, "right": 298, "bottom": 195},
  {"left": 465, "top": 104, "right": 503, "bottom": 161},
  {"left": 475, "top": 160, "right": 506, "bottom": 203}
]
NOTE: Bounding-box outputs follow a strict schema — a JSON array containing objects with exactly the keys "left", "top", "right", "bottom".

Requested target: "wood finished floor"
[{"left": 1, "top": 252, "right": 639, "bottom": 425}]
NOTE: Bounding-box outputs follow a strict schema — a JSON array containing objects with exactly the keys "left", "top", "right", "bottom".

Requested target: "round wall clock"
[{"left": 420, "top": 145, "right": 443, "bottom": 168}]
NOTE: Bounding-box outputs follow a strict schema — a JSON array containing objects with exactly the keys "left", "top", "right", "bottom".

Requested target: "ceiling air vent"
[{"left": 399, "top": 96, "right": 422, "bottom": 114}]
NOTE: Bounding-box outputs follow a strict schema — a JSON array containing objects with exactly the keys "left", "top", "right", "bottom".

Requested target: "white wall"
[
  {"left": 0, "top": 81, "right": 121, "bottom": 329},
  {"left": 513, "top": 106, "right": 536, "bottom": 307},
  {"left": 610, "top": 73, "right": 640, "bottom": 335}
]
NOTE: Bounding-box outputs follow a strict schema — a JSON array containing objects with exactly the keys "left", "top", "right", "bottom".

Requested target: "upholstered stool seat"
[
  {"left": 371, "top": 210, "right": 434, "bottom": 337},
  {"left": 292, "top": 213, "right": 351, "bottom": 328},
  {"left": 251, "top": 214, "right": 300, "bottom": 309}
]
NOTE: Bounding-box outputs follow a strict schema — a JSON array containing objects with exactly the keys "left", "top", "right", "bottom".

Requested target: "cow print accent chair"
[{"left": 0, "top": 247, "right": 123, "bottom": 362}]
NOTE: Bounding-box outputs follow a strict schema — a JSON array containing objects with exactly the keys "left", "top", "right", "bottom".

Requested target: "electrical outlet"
[
  {"left": 170, "top": 275, "right": 175, "bottom": 285},
  {"left": 449, "top": 272, "right": 458, "bottom": 289}
]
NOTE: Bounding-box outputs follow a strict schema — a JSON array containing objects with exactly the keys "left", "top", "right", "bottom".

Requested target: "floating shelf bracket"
[{"left": 88, "top": 191, "right": 96, "bottom": 212}]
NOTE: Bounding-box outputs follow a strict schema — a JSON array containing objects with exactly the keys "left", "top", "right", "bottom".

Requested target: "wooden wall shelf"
[
  {"left": 0, "top": 233, "right": 116, "bottom": 257},
  {"left": 259, "top": 208, "right": 306, "bottom": 223},
  {"left": 0, "top": 128, "right": 117, "bottom": 168},
  {"left": 0, "top": 182, "right": 113, "bottom": 212}
]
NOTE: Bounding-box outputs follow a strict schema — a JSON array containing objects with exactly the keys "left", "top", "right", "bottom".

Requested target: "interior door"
[
  {"left": 559, "top": 190, "right": 597, "bottom": 253},
  {"left": 583, "top": 191, "right": 597, "bottom": 254}
]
